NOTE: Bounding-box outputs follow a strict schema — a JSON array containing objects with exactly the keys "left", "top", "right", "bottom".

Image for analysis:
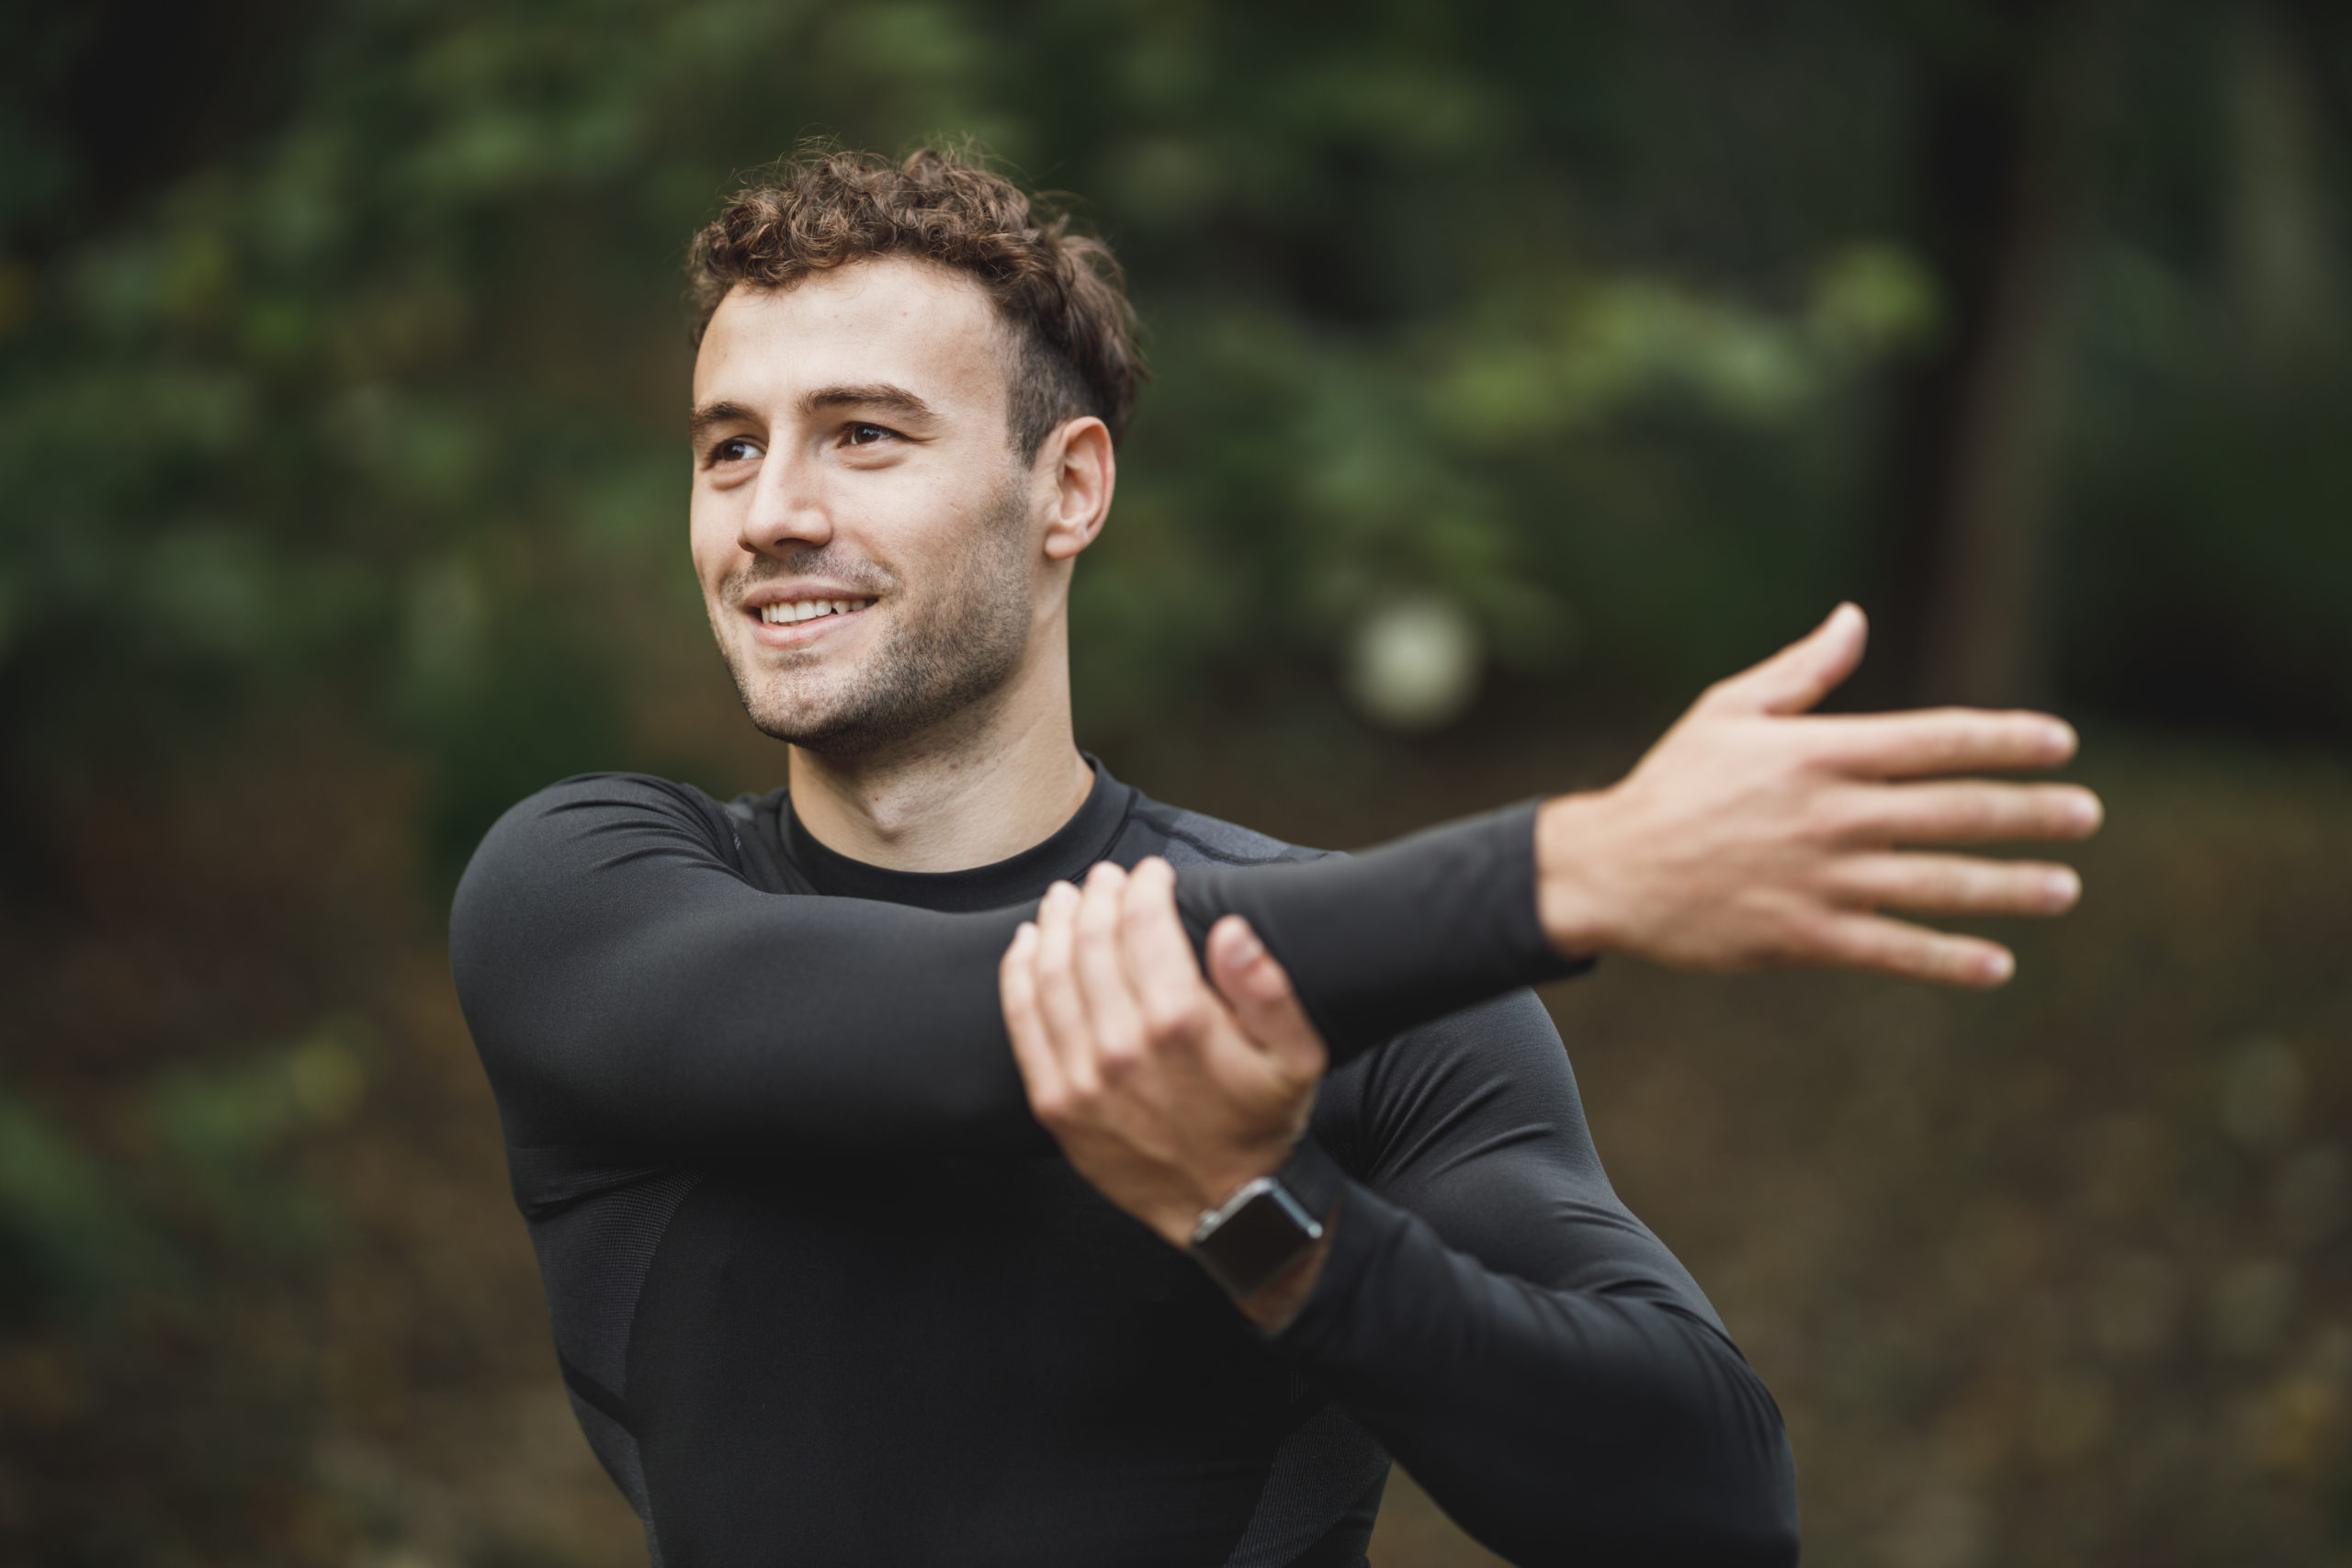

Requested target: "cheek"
[{"left": 687, "top": 493, "right": 738, "bottom": 581}]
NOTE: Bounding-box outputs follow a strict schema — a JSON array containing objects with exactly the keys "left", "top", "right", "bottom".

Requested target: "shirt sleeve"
[
  {"left": 448, "top": 773, "right": 1582, "bottom": 1157},
  {"left": 1279, "top": 991, "right": 1800, "bottom": 1567}
]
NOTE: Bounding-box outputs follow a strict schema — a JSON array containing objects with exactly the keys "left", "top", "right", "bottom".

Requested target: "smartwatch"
[{"left": 1187, "top": 1137, "right": 1346, "bottom": 1301}]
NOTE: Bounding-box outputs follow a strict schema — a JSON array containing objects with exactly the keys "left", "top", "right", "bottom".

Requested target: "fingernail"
[
  {"left": 2044, "top": 867, "right": 2081, "bottom": 908},
  {"left": 1981, "top": 948, "right": 2016, "bottom": 984},
  {"left": 1043, "top": 882, "right": 1077, "bottom": 911},
  {"left": 2069, "top": 792, "right": 2103, "bottom": 832},
  {"left": 1227, "top": 924, "right": 1264, "bottom": 965}
]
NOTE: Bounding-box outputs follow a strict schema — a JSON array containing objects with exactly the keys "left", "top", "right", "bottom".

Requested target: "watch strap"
[
  {"left": 1273, "top": 1134, "right": 1345, "bottom": 1225},
  {"left": 1186, "top": 1136, "right": 1348, "bottom": 1301}
]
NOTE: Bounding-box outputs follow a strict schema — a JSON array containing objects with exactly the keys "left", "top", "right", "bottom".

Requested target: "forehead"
[{"left": 692, "top": 256, "right": 1009, "bottom": 417}]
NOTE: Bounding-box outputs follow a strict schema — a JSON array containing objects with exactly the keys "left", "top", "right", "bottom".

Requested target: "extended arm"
[
  {"left": 449, "top": 773, "right": 1571, "bottom": 1156},
  {"left": 461, "top": 604, "right": 2097, "bottom": 1159}
]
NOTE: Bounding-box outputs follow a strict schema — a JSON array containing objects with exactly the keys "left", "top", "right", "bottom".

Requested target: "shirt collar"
[{"left": 777, "top": 756, "right": 1136, "bottom": 912}]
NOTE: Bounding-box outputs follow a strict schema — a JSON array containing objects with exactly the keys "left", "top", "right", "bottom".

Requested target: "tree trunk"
[{"left": 1871, "top": 3, "right": 2107, "bottom": 709}]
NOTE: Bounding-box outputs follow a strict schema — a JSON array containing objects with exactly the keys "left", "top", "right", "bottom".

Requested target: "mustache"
[{"left": 721, "top": 548, "right": 897, "bottom": 607}]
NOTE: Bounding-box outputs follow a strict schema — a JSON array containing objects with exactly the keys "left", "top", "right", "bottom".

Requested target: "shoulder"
[
  {"left": 453, "top": 773, "right": 738, "bottom": 924},
  {"left": 1113, "top": 790, "right": 1330, "bottom": 872},
  {"left": 499, "top": 770, "right": 728, "bottom": 825},
  {"left": 463, "top": 771, "right": 735, "bottom": 869}
]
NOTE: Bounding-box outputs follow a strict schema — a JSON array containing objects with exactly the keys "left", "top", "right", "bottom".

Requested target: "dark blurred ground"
[{"left": 5, "top": 0, "right": 2351, "bottom": 1563}]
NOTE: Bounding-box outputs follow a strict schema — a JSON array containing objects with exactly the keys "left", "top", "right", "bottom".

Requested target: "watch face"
[{"left": 1194, "top": 1183, "right": 1321, "bottom": 1299}]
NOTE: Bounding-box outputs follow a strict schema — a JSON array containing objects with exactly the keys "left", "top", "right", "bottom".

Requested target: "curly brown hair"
[{"left": 687, "top": 146, "right": 1144, "bottom": 457}]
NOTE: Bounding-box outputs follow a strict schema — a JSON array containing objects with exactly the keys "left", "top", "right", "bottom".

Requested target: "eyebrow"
[
  {"left": 800, "top": 383, "right": 937, "bottom": 423},
  {"left": 687, "top": 385, "right": 939, "bottom": 446},
  {"left": 687, "top": 400, "right": 755, "bottom": 446}
]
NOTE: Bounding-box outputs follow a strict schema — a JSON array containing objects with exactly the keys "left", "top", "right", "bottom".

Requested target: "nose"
[{"left": 739, "top": 442, "right": 833, "bottom": 558}]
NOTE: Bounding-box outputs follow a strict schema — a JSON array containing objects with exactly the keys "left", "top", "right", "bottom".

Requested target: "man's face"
[{"left": 689, "top": 257, "right": 1044, "bottom": 754}]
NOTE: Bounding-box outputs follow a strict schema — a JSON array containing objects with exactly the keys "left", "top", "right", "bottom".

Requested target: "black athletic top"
[{"left": 449, "top": 762, "right": 1798, "bottom": 1568}]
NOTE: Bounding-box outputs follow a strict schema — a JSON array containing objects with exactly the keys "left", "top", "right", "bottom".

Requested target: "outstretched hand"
[
  {"left": 999, "top": 859, "right": 1329, "bottom": 1302},
  {"left": 1535, "top": 604, "right": 2104, "bottom": 987}
]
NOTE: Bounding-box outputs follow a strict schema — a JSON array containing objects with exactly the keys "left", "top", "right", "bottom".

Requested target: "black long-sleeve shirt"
[{"left": 449, "top": 762, "right": 1798, "bottom": 1568}]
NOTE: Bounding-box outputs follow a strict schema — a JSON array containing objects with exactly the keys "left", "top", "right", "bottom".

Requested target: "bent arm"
[
  {"left": 1285, "top": 996, "right": 1799, "bottom": 1566},
  {"left": 450, "top": 774, "right": 1577, "bottom": 1156}
]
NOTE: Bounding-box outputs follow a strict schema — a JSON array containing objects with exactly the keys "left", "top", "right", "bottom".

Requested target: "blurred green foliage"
[
  {"left": 6, "top": 0, "right": 2343, "bottom": 870},
  {"left": 0, "top": 1027, "right": 364, "bottom": 1325}
]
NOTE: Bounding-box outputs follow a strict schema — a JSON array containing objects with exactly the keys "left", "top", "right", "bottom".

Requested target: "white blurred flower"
[{"left": 1346, "top": 595, "right": 1483, "bottom": 732}]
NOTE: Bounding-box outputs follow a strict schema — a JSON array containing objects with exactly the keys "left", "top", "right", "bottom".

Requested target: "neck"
[{"left": 785, "top": 652, "right": 1094, "bottom": 874}]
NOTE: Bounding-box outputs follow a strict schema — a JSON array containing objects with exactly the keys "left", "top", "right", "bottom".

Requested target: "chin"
[{"left": 743, "top": 690, "right": 852, "bottom": 747}]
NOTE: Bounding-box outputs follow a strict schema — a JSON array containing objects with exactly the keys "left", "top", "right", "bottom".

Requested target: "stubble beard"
[{"left": 718, "top": 485, "right": 1035, "bottom": 758}]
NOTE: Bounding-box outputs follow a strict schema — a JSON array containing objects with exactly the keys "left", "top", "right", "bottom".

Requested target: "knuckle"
[
  {"left": 1148, "top": 994, "right": 1209, "bottom": 1043},
  {"left": 1968, "top": 794, "right": 2009, "bottom": 836},
  {"left": 1926, "top": 861, "right": 1971, "bottom": 902},
  {"left": 1034, "top": 938, "right": 1073, "bottom": 983},
  {"left": 1801, "top": 791, "right": 1859, "bottom": 845},
  {"left": 1991, "top": 863, "right": 2039, "bottom": 905},
  {"left": 1928, "top": 788, "right": 1991, "bottom": 839},
  {"left": 2025, "top": 789, "right": 2067, "bottom": 830}
]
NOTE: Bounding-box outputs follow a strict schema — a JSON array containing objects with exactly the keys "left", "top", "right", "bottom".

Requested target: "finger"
[
  {"left": 1810, "top": 910, "right": 2017, "bottom": 987},
  {"left": 1824, "top": 852, "right": 2081, "bottom": 917},
  {"left": 1205, "top": 917, "right": 1328, "bottom": 1082},
  {"left": 1809, "top": 709, "right": 2078, "bottom": 778},
  {"left": 999, "top": 922, "right": 1067, "bottom": 1114},
  {"left": 1031, "top": 881, "right": 1097, "bottom": 1094},
  {"left": 1070, "top": 863, "right": 1148, "bottom": 1076},
  {"left": 1117, "top": 858, "right": 1215, "bottom": 1050},
  {"left": 1695, "top": 603, "right": 1868, "bottom": 717},
  {"left": 1842, "top": 780, "right": 2104, "bottom": 844}
]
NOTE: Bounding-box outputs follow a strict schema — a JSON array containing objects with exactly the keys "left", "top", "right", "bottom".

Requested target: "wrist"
[
  {"left": 1534, "top": 790, "right": 1622, "bottom": 960},
  {"left": 1187, "top": 1137, "right": 1343, "bottom": 1305},
  {"left": 1142, "top": 1146, "right": 1292, "bottom": 1249}
]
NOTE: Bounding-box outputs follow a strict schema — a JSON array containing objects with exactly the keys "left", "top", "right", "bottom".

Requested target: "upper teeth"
[{"left": 761, "top": 598, "right": 872, "bottom": 625}]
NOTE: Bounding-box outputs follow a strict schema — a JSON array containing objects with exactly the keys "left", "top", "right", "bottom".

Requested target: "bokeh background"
[{"left": 4, "top": 1, "right": 2350, "bottom": 1563}]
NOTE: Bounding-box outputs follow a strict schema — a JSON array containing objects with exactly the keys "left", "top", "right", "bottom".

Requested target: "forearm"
[
  {"left": 1175, "top": 802, "right": 1587, "bottom": 1066},
  {"left": 1277, "top": 1188, "right": 1799, "bottom": 1567}
]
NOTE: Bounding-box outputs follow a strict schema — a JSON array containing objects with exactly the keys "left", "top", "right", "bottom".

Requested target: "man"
[{"left": 450, "top": 148, "right": 2100, "bottom": 1568}]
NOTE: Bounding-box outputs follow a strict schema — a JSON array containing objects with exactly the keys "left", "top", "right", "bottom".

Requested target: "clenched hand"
[{"left": 999, "top": 859, "right": 1332, "bottom": 1324}]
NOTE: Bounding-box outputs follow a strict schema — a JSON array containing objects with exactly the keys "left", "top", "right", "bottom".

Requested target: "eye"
[
  {"left": 842, "top": 423, "right": 894, "bottom": 447},
  {"left": 709, "top": 436, "right": 763, "bottom": 466}
]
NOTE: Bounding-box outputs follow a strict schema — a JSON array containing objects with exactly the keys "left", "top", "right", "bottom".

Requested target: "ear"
[{"left": 1039, "top": 417, "right": 1115, "bottom": 561}]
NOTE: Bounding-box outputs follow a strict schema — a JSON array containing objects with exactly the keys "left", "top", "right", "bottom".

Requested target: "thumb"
[
  {"left": 1698, "top": 602, "right": 1868, "bottom": 716},
  {"left": 1204, "top": 917, "right": 1327, "bottom": 1083}
]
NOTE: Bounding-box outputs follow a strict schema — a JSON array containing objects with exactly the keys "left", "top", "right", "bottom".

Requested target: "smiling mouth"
[{"left": 757, "top": 597, "right": 877, "bottom": 626}]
